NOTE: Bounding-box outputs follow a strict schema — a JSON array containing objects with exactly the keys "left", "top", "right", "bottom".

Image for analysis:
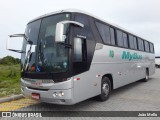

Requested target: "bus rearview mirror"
[
  {"left": 6, "top": 34, "right": 24, "bottom": 53},
  {"left": 55, "top": 20, "right": 84, "bottom": 43}
]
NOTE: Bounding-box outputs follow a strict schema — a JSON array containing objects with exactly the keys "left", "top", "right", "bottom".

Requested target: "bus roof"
[
  {"left": 28, "top": 9, "right": 153, "bottom": 44},
  {"left": 28, "top": 9, "right": 130, "bottom": 32}
]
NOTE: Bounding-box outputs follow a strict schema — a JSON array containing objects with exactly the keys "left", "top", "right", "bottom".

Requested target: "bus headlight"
[
  {"left": 53, "top": 91, "right": 64, "bottom": 97},
  {"left": 53, "top": 92, "right": 58, "bottom": 97},
  {"left": 59, "top": 91, "right": 64, "bottom": 97}
]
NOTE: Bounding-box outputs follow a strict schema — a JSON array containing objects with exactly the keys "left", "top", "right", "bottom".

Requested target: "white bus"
[{"left": 8, "top": 9, "right": 155, "bottom": 105}]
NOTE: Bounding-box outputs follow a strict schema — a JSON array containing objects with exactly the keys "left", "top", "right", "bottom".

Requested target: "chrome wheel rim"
[
  {"left": 102, "top": 83, "right": 109, "bottom": 96},
  {"left": 146, "top": 73, "right": 149, "bottom": 80}
]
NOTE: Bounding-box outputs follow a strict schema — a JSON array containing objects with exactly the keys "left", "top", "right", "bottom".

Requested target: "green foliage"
[
  {"left": 7, "top": 69, "right": 17, "bottom": 78},
  {"left": 0, "top": 64, "right": 21, "bottom": 97},
  {"left": 0, "top": 56, "right": 21, "bottom": 97},
  {"left": 0, "top": 56, "right": 20, "bottom": 65}
]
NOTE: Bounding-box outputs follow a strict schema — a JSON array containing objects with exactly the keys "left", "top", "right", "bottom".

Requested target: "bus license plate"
[
  {"left": 32, "top": 93, "right": 40, "bottom": 100},
  {"left": 31, "top": 80, "right": 42, "bottom": 86}
]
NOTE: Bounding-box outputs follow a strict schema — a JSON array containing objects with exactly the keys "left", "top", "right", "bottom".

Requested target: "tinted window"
[
  {"left": 141, "top": 40, "right": 144, "bottom": 51},
  {"left": 123, "top": 33, "right": 128, "bottom": 48},
  {"left": 37, "top": 14, "right": 70, "bottom": 72},
  {"left": 149, "top": 43, "right": 154, "bottom": 53},
  {"left": 129, "top": 35, "right": 134, "bottom": 49},
  {"left": 110, "top": 27, "right": 115, "bottom": 45},
  {"left": 117, "top": 30, "right": 123, "bottom": 47},
  {"left": 144, "top": 41, "right": 149, "bottom": 52},
  {"left": 96, "top": 22, "right": 110, "bottom": 44},
  {"left": 138, "top": 38, "right": 141, "bottom": 50},
  {"left": 75, "top": 14, "right": 94, "bottom": 40},
  {"left": 22, "top": 20, "right": 41, "bottom": 72},
  {"left": 133, "top": 37, "right": 137, "bottom": 50},
  {"left": 138, "top": 38, "right": 144, "bottom": 51}
]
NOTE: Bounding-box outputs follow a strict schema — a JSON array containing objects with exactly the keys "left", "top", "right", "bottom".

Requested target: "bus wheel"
[
  {"left": 143, "top": 69, "right": 149, "bottom": 82},
  {"left": 97, "top": 77, "right": 111, "bottom": 101}
]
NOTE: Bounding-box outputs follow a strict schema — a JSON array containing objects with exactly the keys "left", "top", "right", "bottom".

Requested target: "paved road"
[{"left": 1, "top": 69, "right": 160, "bottom": 119}]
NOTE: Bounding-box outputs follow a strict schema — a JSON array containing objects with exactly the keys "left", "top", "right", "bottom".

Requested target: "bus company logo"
[
  {"left": 122, "top": 51, "right": 142, "bottom": 61},
  {"left": 109, "top": 50, "right": 114, "bottom": 58}
]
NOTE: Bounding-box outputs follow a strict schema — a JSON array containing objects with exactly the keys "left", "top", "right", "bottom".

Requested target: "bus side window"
[
  {"left": 133, "top": 37, "right": 137, "bottom": 50},
  {"left": 141, "top": 40, "right": 144, "bottom": 51},
  {"left": 116, "top": 30, "right": 123, "bottom": 47},
  {"left": 95, "top": 22, "right": 111, "bottom": 44},
  {"left": 144, "top": 41, "right": 149, "bottom": 52},
  {"left": 149, "top": 43, "right": 154, "bottom": 53},
  {"left": 138, "top": 38, "right": 141, "bottom": 50},
  {"left": 110, "top": 27, "right": 115, "bottom": 45},
  {"left": 138, "top": 38, "right": 143, "bottom": 51},
  {"left": 123, "top": 32, "right": 128, "bottom": 48},
  {"left": 129, "top": 35, "right": 134, "bottom": 49}
]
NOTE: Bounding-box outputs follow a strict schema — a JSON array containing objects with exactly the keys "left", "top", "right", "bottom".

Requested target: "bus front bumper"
[
  {"left": 21, "top": 79, "right": 75, "bottom": 105},
  {"left": 21, "top": 86, "right": 75, "bottom": 105}
]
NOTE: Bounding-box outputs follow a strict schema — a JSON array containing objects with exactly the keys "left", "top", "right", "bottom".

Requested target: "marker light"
[{"left": 74, "top": 78, "right": 80, "bottom": 81}]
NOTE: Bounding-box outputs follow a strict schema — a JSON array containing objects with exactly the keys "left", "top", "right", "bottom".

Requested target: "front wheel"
[{"left": 96, "top": 77, "right": 111, "bottom": 101}]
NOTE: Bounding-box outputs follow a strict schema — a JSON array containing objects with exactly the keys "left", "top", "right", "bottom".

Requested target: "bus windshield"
[{"left": 21, "top": 13, "right": 71, "bottom": 73}]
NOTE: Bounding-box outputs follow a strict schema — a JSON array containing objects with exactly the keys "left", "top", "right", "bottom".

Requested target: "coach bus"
[{"left": 7, "top": 9, "right": 155, "bottom": 105}]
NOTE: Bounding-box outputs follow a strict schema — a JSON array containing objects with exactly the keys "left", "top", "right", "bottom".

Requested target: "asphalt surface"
[{"left": 1, "top": 69, "right": 160, "bottom": 119}]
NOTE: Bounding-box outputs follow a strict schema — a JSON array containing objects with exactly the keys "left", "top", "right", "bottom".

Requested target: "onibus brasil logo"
[{"left": 122, "top": 51, "right": 142, "bottom": 61}]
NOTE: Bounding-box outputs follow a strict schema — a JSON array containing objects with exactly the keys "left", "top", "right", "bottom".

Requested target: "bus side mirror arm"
[{"left": 55, "top": 20, "right": 84, "bottom": 43}]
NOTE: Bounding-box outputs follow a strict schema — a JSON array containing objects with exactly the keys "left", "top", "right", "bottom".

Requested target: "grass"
[{"left": 0, "top": 64, "right": 21, "bottom": 97}]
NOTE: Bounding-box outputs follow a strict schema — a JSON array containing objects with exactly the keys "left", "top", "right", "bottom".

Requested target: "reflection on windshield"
[
  {"left": 37, "top": 14, "right": 70, "bottom": 72},
  {"left": 21, "top": 14, "right": 70, "bottom": 73},
  {"left": 21, "top": 19, "right": 41, "bottom": 72}
]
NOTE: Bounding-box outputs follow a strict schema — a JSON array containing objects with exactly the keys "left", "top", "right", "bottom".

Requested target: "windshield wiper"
[
  {"left": 25, "top": 42, "right": 34, "bottom": 69},
  {"left": 24, "top": 41, "right": 35, "bottom": 71}
]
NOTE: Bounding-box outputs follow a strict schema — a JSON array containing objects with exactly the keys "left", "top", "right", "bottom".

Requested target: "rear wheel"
[
  {"left": 97, "top": 77, "right": 111, "bottom": 101},
  {"left": 143, "top": 69, "right": 149, "bottom": 82}
]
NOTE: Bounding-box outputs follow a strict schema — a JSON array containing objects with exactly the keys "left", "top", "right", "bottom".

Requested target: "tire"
[
  {"left": 96, "top": 77, "right": 111, "bottom": 101},
  {"left": 143, "top": 69, "right": 149, "bottom": 82}
]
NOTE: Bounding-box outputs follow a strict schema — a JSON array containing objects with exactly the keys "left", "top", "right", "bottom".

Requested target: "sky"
[{"left": 0, "top": 0, "right": 160, "bottom": 58}]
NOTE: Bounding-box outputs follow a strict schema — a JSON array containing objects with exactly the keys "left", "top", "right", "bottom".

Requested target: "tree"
[{"left": 0, "top": 56, "right": 20, "bottom": 65}]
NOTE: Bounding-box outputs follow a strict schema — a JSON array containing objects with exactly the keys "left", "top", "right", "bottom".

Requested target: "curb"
[{"left": 0, "top": 94, "right": 24, "bottom": 104}]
